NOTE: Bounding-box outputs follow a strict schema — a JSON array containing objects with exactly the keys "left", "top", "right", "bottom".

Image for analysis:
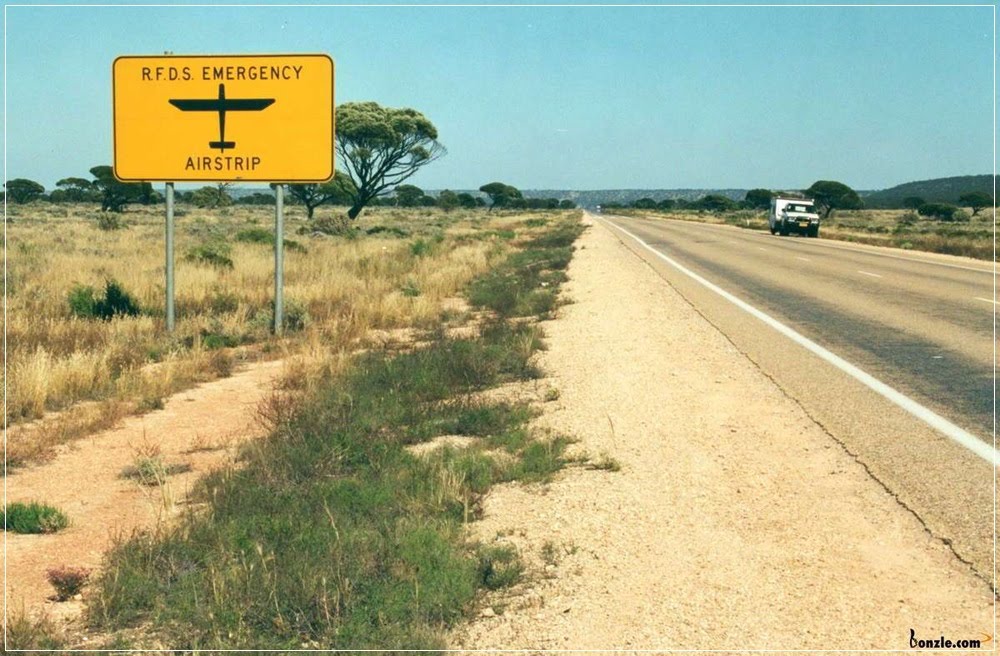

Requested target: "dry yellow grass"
[{"left": 5, "top": 201, "right": 551, "bottom": 464}]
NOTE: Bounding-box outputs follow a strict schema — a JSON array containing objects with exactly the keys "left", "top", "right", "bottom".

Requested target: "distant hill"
[{"left": 861, "top": 174, "right": 996, "bottom": 208}]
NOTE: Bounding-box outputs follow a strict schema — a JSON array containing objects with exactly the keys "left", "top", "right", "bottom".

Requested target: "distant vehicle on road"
[{"left": 769, "top": 195, "right": 820, "bottom": 237}]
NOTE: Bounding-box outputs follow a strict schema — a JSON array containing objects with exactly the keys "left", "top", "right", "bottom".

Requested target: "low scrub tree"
[
  {"left": 901, "top": 196, "right": 925, "bottom": 210},
  {"left": 744, "top": 188, "right": 773, "bottom": 210},
  {"left": 437, "top": 189, "right": 459, "bottom": 212},
  {"left": 698, "top": 194, "right": 737, "bottom": 212},
  {"left": 286, "top": 172, "right": 355, "bottom": 218},
  {"left": 917, "top": 202, "right": 959, "bottom": 221},
  {"left": 90, "top": 166, "right": 150, "bottom": 212},
  {"left": 457, "top": 192, "right": 479, "bottom": 209},
  {"left": 5, "top": 178, "right": 45, "bottom": 204},
  {"left": 805, "top": 180, "right": 862, "bottom": 218},
  {"left": 480, "top": 182, "right": 522, "bottom": 211},
  {"left": 959, "top": 191, "right": 992, "bottom": 216},
  {"left": 336, "top": 101, "right": 446, "bottom": 219}
]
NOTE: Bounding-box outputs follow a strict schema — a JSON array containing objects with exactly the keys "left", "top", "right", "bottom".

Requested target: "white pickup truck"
[{"left": 769, "top": 196, "right": 821, "bottom": 237}]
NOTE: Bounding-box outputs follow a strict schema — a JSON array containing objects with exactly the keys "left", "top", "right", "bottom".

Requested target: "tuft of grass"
[
  {"left": 3, "top": 501, "right": 70, "bottom": 534},
  {"left": 477, "top": 544, "right": 523, "bottom": 590},
  {"left": 120, "top": 457, "right": 192, "bottom": 486},
  {"left": 587, "top": 453, "right": 622, "bottom": 472},
  {"left": 6, "top": 608, "right": 66, "bottom": 650}
]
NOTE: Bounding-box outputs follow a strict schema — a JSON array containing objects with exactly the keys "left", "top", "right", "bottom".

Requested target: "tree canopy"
[
  {"left": 479, "top": 182, "right": 522, "bottom": 211},
  {"left": 5, "top": 178, "right": 45, "bottom": 204},
  {"left": 89, "top": 166, "right": 152, "bottom": 212},
  {"left": 804, "top": 180, "right": 862, "bottom": 218},
  {"left": 959, "top": 191, "right": 992, "bottom": 216},
  {"left": 394, "top": 184, "right": 425, "bottom": 208},
  {"left": 336, "top": 102, "right": 446, "bottom": 220},
  {"left": 744, "top": 188, "right": 773, "bottom": 210},
  {"left": 436, "top": 189, "right": 459, "bottom": 212}
]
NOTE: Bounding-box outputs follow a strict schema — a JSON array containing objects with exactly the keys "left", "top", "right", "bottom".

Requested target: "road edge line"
[{"left": 599, "top": 215, "right": 999, "bottom": 467}]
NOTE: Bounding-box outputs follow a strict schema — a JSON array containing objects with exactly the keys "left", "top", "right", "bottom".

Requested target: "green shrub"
[
  {"left": 367, "top": 225, "right": 410, "bottom": 237},
  {"left": 3, "top": 501, "right": 69, "bottom": 533},
  {"left": 410, "top": 238, "right": 434, "bottom": 257},
  {"left": 185, "top": 242, "right": 233, "bottom": 268},
  {"left": 917, "top": 203, "right": 958, "bottom": 221},
  {"left": 97, "top": 213, "right": 124, "bottom": 231},
  {"left": 68, "top": 284, "right": 97, "bottom": 318},
  {"left": 68, "top": 280, "right": 141, "bottom": 320},
  {"left": 234, "top": 227, "right": 272, "bottom": 244},
  {"left": 235, "top": 229, "right": 307, "bottom": 253}
]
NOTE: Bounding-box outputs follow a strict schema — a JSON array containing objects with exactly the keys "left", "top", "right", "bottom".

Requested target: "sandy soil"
[
  {"left": 451, "top": 215, "right": 995, "bottom": 651},
  {"left": 4, "top": 359, "right": 284, "bottom": 623}
]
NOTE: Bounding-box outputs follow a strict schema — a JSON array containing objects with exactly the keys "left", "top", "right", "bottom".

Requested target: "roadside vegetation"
[
  {"left": 6, "top": 200, "right": 583, "bottom": 466},
  {"left": 10, "top": 212, "right": 586, "bottom": 650}
]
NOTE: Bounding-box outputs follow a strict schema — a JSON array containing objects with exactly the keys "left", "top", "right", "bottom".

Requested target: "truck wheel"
[
  {"left": 808, "top": 225, "right": 819, "bottom": 238},
  {"left": 769, "top": 224, "right": 777, "bottom": 235},
  {"left": 778, "top": 224, "right": 789, "bottom": 236}
]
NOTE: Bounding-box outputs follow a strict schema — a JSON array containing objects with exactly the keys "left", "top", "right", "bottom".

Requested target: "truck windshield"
[{"left": 787, "top": 204, "right": 813, "bottom": 213}]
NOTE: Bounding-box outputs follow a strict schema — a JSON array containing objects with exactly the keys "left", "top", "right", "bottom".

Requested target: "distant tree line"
[{"left": 3, "top": 173, "right": 576, "bottom": 215}]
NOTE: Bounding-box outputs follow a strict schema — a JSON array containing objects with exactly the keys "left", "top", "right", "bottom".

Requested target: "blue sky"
[{"left": 4, "top": 3, "right": 995, "bottom": 191}]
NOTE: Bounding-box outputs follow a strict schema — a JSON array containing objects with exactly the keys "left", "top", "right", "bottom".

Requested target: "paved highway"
[{"left": 599, "top": 214, "right": 997, "bottom": 582}]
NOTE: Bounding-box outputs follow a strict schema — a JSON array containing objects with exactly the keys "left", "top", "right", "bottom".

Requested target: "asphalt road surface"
[{"left": 598, "top": 213, "right": 996, "bottom": 583}]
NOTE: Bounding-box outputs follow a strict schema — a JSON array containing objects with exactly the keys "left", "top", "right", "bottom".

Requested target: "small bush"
[
  {"left": 367, "top": 225, "right": 409, "bottom": 237},
  {"left": 46, "top": 566, "right": 91, "bottom": 601},
  {"left": 410, "top": 238, "right": 434, "bottom": 257},
  {"left": 95, "top": 280, "right": 142, "bottom": 319},
  {"left": 97, "top": 213, "right": 124, "bottom": 231},
  {"left": 477, "top": 544, "right": 523, "bottom": 590},
  {"left": 234, "top": 227, "right": 272, "bottom": 244},
  {"left": 235, "top": 229, "right": 307, "bottom": 253},
  {"left": 917, "top": 203, "right": 958, "bottom": 221},
  {"left": 68, "top": 284, "right": 98, "bottom": 318},
  {"left": 185, "top": 242, "right": 233, "bottom": 269},
  {"left": 283, "top": 298, "right": 310, "bottom": 331},
  {"left": 202, "top": 332, "right": 239, "bottom": 350},
  {"left": 69, "top": 280, "right": 143, "bottom": 320},
  {"left": 401, "top": 280, "right": 421, "bottom": 297},
  {"left": 4, "top": 501, "right": 69, "bottom": 533}
]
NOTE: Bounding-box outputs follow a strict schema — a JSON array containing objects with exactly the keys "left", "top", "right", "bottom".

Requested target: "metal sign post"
[
  {"left": 165, "top": 182, "right": 175, "bottom": 332},
  {"left": 274, "top": 184, "right": 284, "bottom": 335}
]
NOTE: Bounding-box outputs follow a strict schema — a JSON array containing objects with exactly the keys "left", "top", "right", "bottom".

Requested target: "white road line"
[
  {"left": 795, "top": 256, "right": 811, "bottom": 262},
  {"left": 857, "top": 270, "right": 882, "bottom": 278},
  {"left": 974, "top": 297, "right": 999, "bottom": 306},
  {"left": 602, "top": 217, "right": 999, "bottom": 467},
  {"left": 757, "top": 247, "right": 768, "bottom": 252}
]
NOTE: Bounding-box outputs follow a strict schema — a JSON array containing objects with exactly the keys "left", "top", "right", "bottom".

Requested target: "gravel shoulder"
[
  {"left": 5, "top": 360, "right": 284, "bottom": 624},
  {"left": 450, "top": 215, "right": 994, "bottom": 651}
]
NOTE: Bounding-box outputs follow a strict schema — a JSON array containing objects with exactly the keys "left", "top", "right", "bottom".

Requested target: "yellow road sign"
[{"left": 113, "top": 54, "right": 334, "bottom": 182}]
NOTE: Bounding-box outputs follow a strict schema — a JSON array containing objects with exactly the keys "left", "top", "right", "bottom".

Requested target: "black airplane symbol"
[{"left": 169, "top": 83, "right": 274, "bottom": 152}]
